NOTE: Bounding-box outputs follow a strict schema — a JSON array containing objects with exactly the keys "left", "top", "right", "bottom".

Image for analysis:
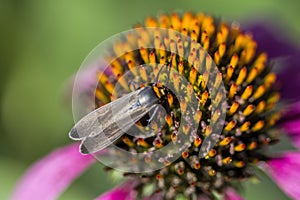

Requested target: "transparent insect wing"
[{"left": 69, "top": 86, "right": 159, "bottom": 154}]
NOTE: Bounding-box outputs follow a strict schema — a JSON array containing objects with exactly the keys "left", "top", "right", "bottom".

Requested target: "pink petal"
[
  {"left": 73, "top": 62, "right": 109, "bottom": 94},
  {"left": 11, "top": 143, "right": 95, "bottom": 200},
  {"left": 96, "top": 183, "right": 243, "bottom": 200},
  {"left": 267, "top": 152, "right": 300, "bottom": 200},
  {"left": 280, "top": 102, "right": 300, "bottom": 148},
  {"left": 142, "top": 191, "right": 164, "bottom": 200},
  {"left": 281, "top": 120, "right": 300, "bottom": 135},
  {"left": 244, "top": 22, "right": 300, "bottom": 59},
  {"left": 281, "top": 120, "right": 300, "bottom": 148},
  {"left": 96, "top": 179, "right": 138, "bottom": 200},
  {"left": 224, "top": 188, "right": 244, "bottom": 200}
]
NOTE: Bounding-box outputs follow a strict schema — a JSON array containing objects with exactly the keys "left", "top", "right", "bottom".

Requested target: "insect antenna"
[{"left": 154, "top": 52, "right": 175, "bottom": 84}]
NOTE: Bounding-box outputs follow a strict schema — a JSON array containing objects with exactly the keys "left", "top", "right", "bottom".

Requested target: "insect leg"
[
  {"left": 147, "top": 105, "right": 159, "bottom": 125},
  {"left": 128, "top": 80, "right": 140, "bottom": 91}
]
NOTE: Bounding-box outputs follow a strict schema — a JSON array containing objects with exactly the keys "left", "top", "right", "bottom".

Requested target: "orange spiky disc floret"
[{"left": 93, "top": 12, "right": 281, "bottom": 199}]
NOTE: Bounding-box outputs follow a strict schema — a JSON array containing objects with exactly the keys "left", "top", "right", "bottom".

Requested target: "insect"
[{"left": 69, "top": 70, "right": 173, "bottom": 154}]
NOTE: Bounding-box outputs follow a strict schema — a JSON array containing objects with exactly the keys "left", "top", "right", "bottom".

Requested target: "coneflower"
[{"left": 11, "top": 12, "right": 300, "bottom": 200}]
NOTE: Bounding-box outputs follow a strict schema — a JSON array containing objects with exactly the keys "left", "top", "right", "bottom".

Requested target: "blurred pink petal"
[
  {"left": 267, "top": 152, "right": 300, "bottom": 200},
  {"left": 142, "top": 191, "right": 164, "bottom": 200},
  {"left": 245, "top": 22, "right": 299, "bottom": 59},
  {"left": 11, "top": 143, "right": 95, "bottom": 200},
  {"left": 197, "top": 196, "right": 210, "bottom": 200},
  {"left": 224, "top": 188, "right": 244, "bottom": 200},
  {"left": 96, "top": 179, "right": 138, "bottom": 200},
  {"left": 245, "top": 22, "right": 300, "bottom": 101},
  {"left": 279, "top": 102, "right": 300, "bottom": 148},
  {"left": 73, "top": 62, "right": 108, "bottom": 93},
  {"left": 276, "top": 54, "right": 300, "bottom": 101}
]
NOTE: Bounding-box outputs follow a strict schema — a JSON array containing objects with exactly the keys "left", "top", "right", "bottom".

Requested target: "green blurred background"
[{"left": 1, "top": 0, "right": 299, "bottom": 199}]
